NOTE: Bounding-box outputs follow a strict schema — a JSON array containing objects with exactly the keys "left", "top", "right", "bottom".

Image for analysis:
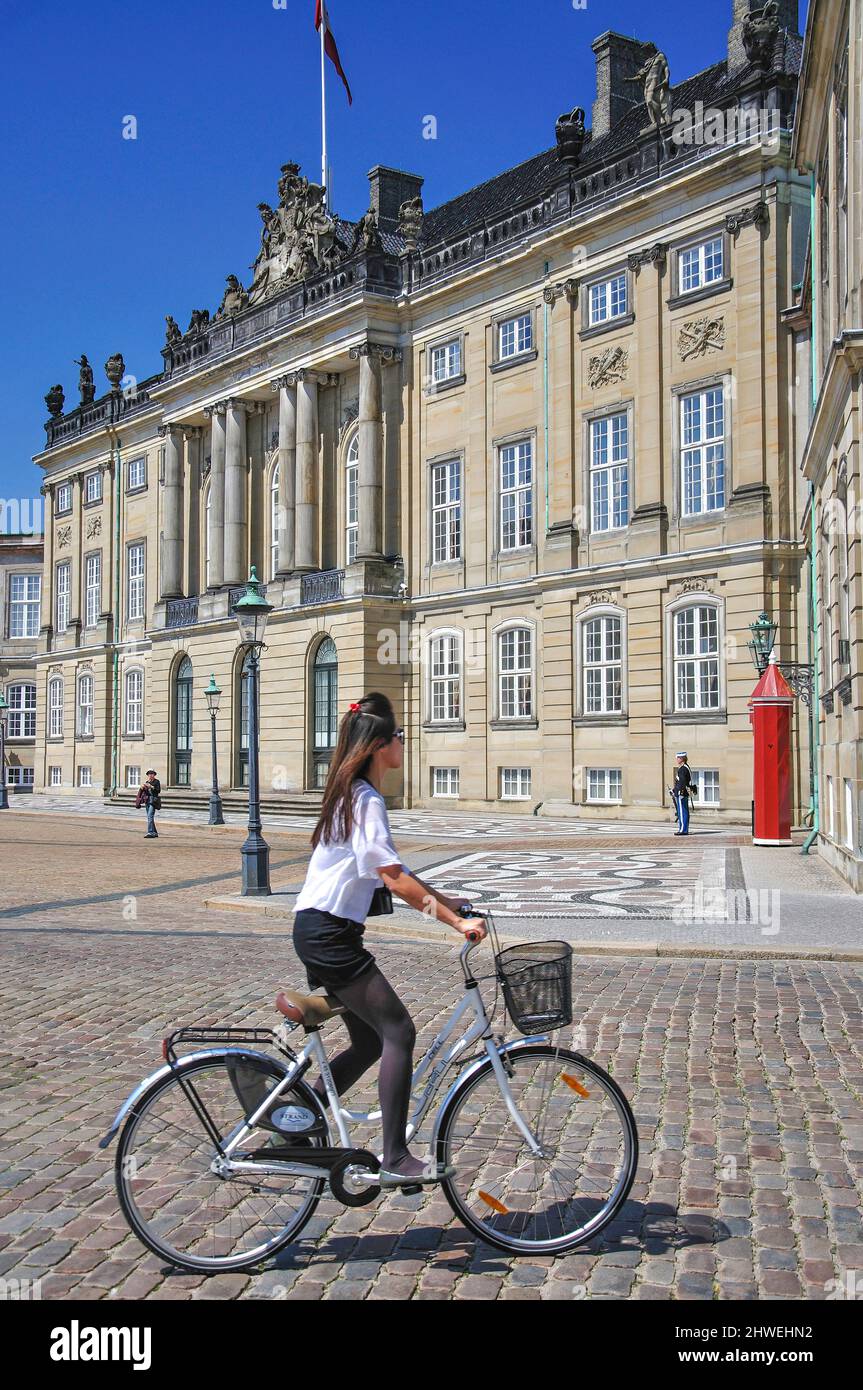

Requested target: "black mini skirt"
[{"left": 292, "top": 907, "right": 377, "bottom": 992}]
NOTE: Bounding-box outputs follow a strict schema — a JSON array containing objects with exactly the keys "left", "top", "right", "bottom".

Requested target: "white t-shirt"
[{"left": 294, "top": 780, "right": 404, "bottom": 922}]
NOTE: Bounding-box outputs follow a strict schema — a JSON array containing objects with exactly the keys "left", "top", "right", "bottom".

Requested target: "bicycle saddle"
[{"left": 276, "top": 989, "right": 346, "bottom": 1028}]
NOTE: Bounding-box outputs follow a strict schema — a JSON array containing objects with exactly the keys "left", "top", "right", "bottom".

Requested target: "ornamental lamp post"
[
  {"left": 747, "top": 610, "right": 778, "bottom": 674},
  {"left": 232, "top": 568, "right": 273, "bottom": 895},
  {"left": 0, "top": 692, "right": 8, "bottom": 811},
  {"left": 203, "top": 674, "right": 224, "bottom": 826}
]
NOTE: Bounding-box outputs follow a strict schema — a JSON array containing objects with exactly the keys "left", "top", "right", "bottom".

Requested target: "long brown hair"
[{"left": 312, "top": 691, "right": 397, "bottom": 847}]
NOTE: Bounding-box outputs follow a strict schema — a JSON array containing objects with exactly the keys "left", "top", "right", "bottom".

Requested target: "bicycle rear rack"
[{"left": 162, "top": 1026, "right": 296, "bottom": 1067}]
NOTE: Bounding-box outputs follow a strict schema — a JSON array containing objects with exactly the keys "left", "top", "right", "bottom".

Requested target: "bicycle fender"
[
  {"left": 97, "top": 1046, "right": 294, "bottom": 1150},
  {"left": 429, "top": 1036, "right": 552, "bottom": 1149}
]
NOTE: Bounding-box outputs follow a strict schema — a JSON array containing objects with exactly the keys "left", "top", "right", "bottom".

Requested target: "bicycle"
[{"left": 101, "top": 909, "right": 638, "bottom": 1271}]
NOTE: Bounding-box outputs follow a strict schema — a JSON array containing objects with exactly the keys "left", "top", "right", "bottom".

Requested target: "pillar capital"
[
  {"left": 626, "top": 242, "right": 667, "bottom": 274},
  {"left": 349, "top": 341, "right": 403, "bottom": 365},
  {"left": 223, "top": 396, "right": 258, "bottom": 414},
  {"left": 204, "top": 399, "right": 229, "bottom": 418}
]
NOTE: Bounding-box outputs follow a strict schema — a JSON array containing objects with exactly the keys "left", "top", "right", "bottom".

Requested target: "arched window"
[
  {"left": 236, "top": 649, "right": 252, "bottom": 788},
  {"left": 48, "top": 677, "right": 64, "bottom": 739},
  {"left": 125, "top": 668, "right": 144, "bottom": 735},
  {"left": 497, "top": 626, "right": 533, "bottom": 719},
  {"left": 76, "top": 673, "right": 94, "bottom": 737},
  {"left": 673, "top": 604, "right": 719, "bottom": 710},
  {"left": 583, "top": 614, "right": 622, "bottom": 714},
  {"left": 429, "top": 632, "right": 461, "bottom": 722},
  {"left": 346, "top": 435, "right": 359, "bottom": 565},
  {"left": 312, "top": 638, "right": 338, "bottom": 788},
  {"left": 174, "top": 656, "right": 193, "bottom": 785},
  {"left": 270, "top": 462, "right": 280, "bottom": 579},
  {"left": 6, "top": 683, "right": 36, "bottom": 739}
]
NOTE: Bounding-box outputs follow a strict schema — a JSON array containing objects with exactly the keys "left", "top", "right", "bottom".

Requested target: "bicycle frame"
[{"left": 220, "top": 947, "right": 546, "bottom": 1181}]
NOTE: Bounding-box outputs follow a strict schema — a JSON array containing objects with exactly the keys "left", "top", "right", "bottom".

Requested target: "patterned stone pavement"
[{"left": 1, "top": 814, "right": 862, "bottom": 1301}]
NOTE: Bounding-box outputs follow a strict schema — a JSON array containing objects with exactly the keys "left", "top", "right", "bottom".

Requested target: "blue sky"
[{"left": 0, "top": 0, "right": 803, "bottom": 510}]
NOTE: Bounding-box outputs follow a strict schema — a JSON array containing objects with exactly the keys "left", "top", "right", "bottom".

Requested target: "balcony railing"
[
  {"left": 301, "top": 569, "right": 344, "bottom": 605},
  {"left": 166, "top": 597, "right": 199, "bottom": 629}
]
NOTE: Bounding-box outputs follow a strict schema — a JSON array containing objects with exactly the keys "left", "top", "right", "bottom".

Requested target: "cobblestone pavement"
[{"left": 1, "top": 815, "right": 862, "bottom": 1301}]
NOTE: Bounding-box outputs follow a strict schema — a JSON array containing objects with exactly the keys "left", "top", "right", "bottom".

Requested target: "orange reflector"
[
  {"left": 478, "top": 1190, "right": 509, "bottom": 1214},
  {"left": 562, "top": 1073, "right": 590, "bottom": 1097}
]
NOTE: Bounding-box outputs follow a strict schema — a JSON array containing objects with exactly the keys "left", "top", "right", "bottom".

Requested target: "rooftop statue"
[
  {"left": 354, "top": 206, "right": 383, "bottom": 255},
  {"left": 555, "top": 107, "right": 587, "bottom": 166},
  {"left": 398, "top": 195, "right": 424, "bottom": 251},
  {"left": 164, "top": 315, "right": 182, "bottom": 346},
  {"left": 624, "top": 45, "right": 671, "bottom": 128},
  {"left": 742, "top": 1, "right": 780, "bottom": 69},
  {"left": 249, "top": 161, "right": 347, "bottom": 303},
  {"left": 74, "top": 355, "right": 95, "bottom": 406},
  {"left": 187, "top": 308, "right": 210, "bottom": 335},
  {"left": 105, "top": 353, "right": 126, "bottom": 389},
  {"left": 45, "top": 383, "right": 65, "bottom": 419},
  {"left": 214, "top": 274, "right": 250, "bottom": 319}
]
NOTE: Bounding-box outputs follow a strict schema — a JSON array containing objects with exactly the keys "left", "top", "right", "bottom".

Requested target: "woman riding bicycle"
[{"left": 292, "top": 691, "right": 486, "bottom": 1185}]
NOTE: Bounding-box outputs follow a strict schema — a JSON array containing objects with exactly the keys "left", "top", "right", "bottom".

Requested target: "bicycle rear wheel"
[
  {"left": 436, "top": 1044, "right": 638, "bottom": 1256},
  {"left": 115, "top": 1054, "right": 328, "bottom": 1272}
]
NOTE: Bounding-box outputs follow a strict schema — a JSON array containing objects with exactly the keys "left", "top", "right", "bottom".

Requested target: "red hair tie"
[{"left": 349, "top": 702, "right": 361, "bottom": 712}]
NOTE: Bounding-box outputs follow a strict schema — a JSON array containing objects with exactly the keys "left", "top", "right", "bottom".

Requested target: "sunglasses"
[{"left": 393, "top": 728, "right": 405, "bottom": 745}]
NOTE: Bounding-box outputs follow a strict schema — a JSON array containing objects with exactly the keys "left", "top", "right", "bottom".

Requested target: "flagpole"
[{"left": 320, "top": 13, "right": 328, "bottom": 209}]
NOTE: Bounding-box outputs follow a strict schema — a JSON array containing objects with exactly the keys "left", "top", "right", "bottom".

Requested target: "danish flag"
[{"left": 315, "top": 0, "right": 353, "bottom": 105}]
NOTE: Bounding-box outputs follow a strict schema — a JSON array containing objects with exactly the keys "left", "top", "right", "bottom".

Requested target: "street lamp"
[
  {"left": 232, "top": 567, "right": 274, "bottom": 896},
  {"left": 203, "top": 674, "right": 224, "bottom": 826},
  {"left": 0, "top": 692, "right": 8, "bottom": 811},
  {"left": 747, "top": 611, "right": 778, "bottom": 673}
]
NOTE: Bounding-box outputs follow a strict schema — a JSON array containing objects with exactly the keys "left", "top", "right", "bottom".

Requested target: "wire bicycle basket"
[{"left": 495, "top": 941, "right": 573, "bottom": 1035}]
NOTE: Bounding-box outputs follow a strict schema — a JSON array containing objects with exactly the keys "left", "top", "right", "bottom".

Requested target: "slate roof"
[{"left": 418, "top": 33, "right": 803, "bottom": 250}]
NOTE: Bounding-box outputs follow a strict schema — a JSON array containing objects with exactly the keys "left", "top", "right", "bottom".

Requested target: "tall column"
[
  {"left": 183, "top": 427, "right": 202, "bottom": 598},
  {"left": 294, "top": 371, "right": 320, "bottom": 573},
  {"left": 205, "top": 402, "right": 226, "bottom": 589},
  {"left": 349, "top": 342, "right": 402, "bottom": 561},
  {"left": 158, "top": 423, "right": 184, "bottom": 598},
  {"left": 224, "top": 399, "right": 250, "bottom": 586},
  {"left": 39, "top": 482, "right": 54, "bottom": 642},
  {"left": 272, "top": 375, "right": 297, "bottom": 575}
]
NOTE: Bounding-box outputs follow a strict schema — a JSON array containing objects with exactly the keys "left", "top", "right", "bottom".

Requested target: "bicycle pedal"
[{"left": 400, "top": 1184, "right": 422, "bottom": 1196}]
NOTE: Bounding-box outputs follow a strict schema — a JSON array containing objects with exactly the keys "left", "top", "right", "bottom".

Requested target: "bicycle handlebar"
[{"left": 457, "top": 902, "right": 487, "bottom": 945}]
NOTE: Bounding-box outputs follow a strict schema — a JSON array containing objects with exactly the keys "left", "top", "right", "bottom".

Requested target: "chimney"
[
  {"left": 590, "top": 31, "right": 657, "bottom": 140},
  {"left": 727, "top": 0, "right": 800, "bottom": 74},
  {"left": 366, "top": 166, "right": 424, "bottom": 234}
]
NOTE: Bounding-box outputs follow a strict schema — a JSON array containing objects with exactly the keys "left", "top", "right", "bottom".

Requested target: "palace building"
[{"left": 30, "top": 1, "right": 814, "bottom": 825}]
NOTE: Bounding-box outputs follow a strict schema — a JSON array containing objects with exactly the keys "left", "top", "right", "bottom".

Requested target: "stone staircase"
[{"left": 110, "top": 789, "right": 324, "bottom": 817}]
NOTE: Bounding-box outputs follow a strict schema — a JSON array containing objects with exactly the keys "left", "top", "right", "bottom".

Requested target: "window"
[
  {"left": 55, "top": 483, "right": 72, "bottom": 514},
  {"left": 77, "top": 766, "right": 92, "bottom": 788},
  {"left": 498, "top": 313, "right": 532, "bottom": 360},
  {"left": 127, "top": 543, "right": 145, "bottom": 621},
  {"left": 587, "top": 768, "right": 622, "bottom": 802},
  {"left": 270, "top": 462, "right": 280, "bottom": 578},
  {"left": 432, "top": 768, "right": 460, "bottom": 798},
  {"left": 680, "top": 387, "right": 725, "bottom": 515},
  {"left": 125, "top": 669, "right": 144, "bottom": 735},
  {"left": 84, "top": 553, "right": 101, "bottom": 628},
  {"left": 430, "top": 339, "right": 462, "bottom": 383},
  {"left": 692, "top": 769, "right": 720, "bottom": 805},
  {"left": 844, "top": 779, "right": 854, "bottom": 851},
  {"left": 346, "top": 436, "right": 359, "bottom": 565},
  {"left": 76, "top": 674, "right": 94, "bottom": 737},
  {"left": 500, "top": 767, "right": 531, "bottom": 800},
  {"left": 48, "top": 677, "right": 64, "bottom": 738},
  {"left": 826, "top": 775, "right": 835, "bottom": 839},
  {"left": 127, "top": 456, "right": 146, "bottom": 490},
  {"left": 678, "top": 237, "right": 724, "bottom": 294},
  {"left": 125, "top": 765, "right": 141, "bottom": 788},
  {"left": 85, "top": 471, "right": 102, "bottom": 503},
  {"left": 8, "top": 574, "right": 40, "bottom": 638},
  {"left": 498, "top": 627, "right": 533, "bottom": 718},
  {"left": 589, "top": 274, "right": 627, "bottom": 326},
  {"left": 499, "top": 440, "right": 533, "bottom": 550},
  {"left": 431, "top": 459, "right": 461, "bottom": 562},
  {"left": 6, "top": 767, "right": 34, "bottom": 787},
  {"left": 174, "top": 656, "right": 193, "bottom": 786},
  {"left": 49, "top": 765, "right": 62, "bottom": 787},
  {"left": 430, "top": 634, "right": 461, "bottom": 721},
  {"left": 590, "top": 414, "right": 630, "bottom": 531},
  {"left": 674, "top": 605, "right": 720, "bottom": 710},
  {"left": 583, "top": 615, "right": 622, "bottom": 714},
  {"left": 56, "top": 562, "right": 71, "bottom": 632},
  {"left": 312, "top": 638, "right": 338, "bottom": 788},
  {"left": 6, "top": 684, "right": 36, "bottom": 739}
]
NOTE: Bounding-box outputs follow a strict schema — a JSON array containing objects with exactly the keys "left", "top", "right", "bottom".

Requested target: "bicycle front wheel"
[
  {"left": 115, "top": 1054, "right": 328, "bottom": 1273},
  {"left": 436, "top": 1044, "right": 638, "bottom": 1256}
]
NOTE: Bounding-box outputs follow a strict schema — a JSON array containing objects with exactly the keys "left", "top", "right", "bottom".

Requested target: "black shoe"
[{"left": 145, "top": 833, "right": 157, "bottom": 838}]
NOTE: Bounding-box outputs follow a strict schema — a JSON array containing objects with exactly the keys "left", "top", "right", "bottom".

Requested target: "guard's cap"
[{"left": 675, "top": 751, "right": 688, "bottom": 759}]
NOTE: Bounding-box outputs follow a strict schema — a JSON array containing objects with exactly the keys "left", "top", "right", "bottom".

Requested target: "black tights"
[{"left": 310, "top": 965, "right": 417, "bottom": 1168}]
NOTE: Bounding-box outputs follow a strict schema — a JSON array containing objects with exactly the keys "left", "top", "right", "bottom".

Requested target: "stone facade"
[
  {"left": 793, "top": 0, "right": 863, "bottom": 889},
  {"left": 31, "top": 3, "right": 812, "bottom": 824},
  {"left": 1, "top": 534, "right": 43, "bottom": 792}
]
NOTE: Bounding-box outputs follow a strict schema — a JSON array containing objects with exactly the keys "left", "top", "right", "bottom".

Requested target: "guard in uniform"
[{"left": 671, "top": 752, "right": 692, "bottom": 836}]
